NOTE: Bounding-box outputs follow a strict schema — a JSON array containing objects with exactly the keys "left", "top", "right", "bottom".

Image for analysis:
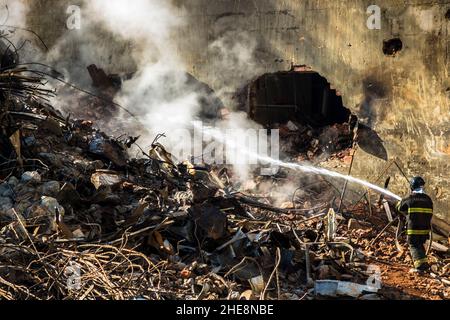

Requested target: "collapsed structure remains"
[{"left": 0, "top": 0, "right": 449, "bottom": 300}]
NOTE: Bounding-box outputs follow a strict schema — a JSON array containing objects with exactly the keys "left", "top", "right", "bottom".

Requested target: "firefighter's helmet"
[{"left": 410, "top": 176, "right": 425, "bottom": 191}]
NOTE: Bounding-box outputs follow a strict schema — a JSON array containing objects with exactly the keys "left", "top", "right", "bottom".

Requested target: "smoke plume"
[{"left": 8, "top": 0, "right": 275, "bottom": 183}]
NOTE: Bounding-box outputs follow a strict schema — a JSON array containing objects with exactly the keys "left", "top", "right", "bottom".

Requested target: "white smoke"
[
  {"left": 0, "top": 0, "right": 28, "bottom": 27},
  {"left": 208, "top": 31, "right": 265, "bottom": 107},
  {"left": 6, "top": 1, "right": 396, "bottom": 205},
  {"left": 117, "top": 63, "right": 202, "bottom": 136},
  {"left": 79, "top": 0, "right": 203, "bottom": 149},
  {"left": 86, "top": 0, "right": 183, "bottom": 66},
  {"left": 13, "top": 0, "right": 275, "bottom": 183},
  {"left": 0, "top": 0, "right": 31, "bottom": 59},
  {"left": 79, "top": 0, "right": 267, "bottom": 165}
]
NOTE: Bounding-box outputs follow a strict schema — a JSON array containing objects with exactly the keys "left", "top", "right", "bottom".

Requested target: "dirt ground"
[{"left": 377, "top": 262, "right": 449, "bottom": 300}]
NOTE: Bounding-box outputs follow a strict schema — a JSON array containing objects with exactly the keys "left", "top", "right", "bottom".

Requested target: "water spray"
[{"left": 194, "top": 122, "right": 402, "bottom": 202}]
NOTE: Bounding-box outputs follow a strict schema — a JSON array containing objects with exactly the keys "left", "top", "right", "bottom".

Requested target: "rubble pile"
[
  {"left": 0, "top": 68, "right": 449, "bottom": 301},
  {"left": 58, "top": 64, "right": 127, "bottom": 124},
  {"left": 276, "top": 120, "right": 355, "bottom": 163}
]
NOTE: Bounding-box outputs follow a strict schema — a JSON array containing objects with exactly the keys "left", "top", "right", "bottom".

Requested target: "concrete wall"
[{"left": 25, "top": 0, "right": 450, "bottom": 220}]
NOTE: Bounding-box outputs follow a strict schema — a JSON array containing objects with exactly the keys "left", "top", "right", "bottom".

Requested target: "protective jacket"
[{"left": 396, "top": 193, "right": 433, "bottom": 236}]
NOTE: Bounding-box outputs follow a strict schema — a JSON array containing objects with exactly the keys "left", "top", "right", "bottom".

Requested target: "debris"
[
  {"left": 8, "top": 176, "right": 19, "bottom": 188},
  {"left": 286, "top": 121, "right": 299, "bottom": 131},
  {"left": 425, "top": 241, "right": 449, "bottom": 253},
  {"left": 249, "top": 275, "right": 265, "bottom": 295},
  {"left": 180, "top": 269, "right": 192, "bottom": 279},
  {"left": 383, "top": 199, "right": 393, "bottom": 222},
  {"left": 359, "top": 293, "right": 382, "bottom": 300},
  {"left": 41, "top": 181, "right": 61, "bottom": 196},
  {"left": 316, "top": 264, "right": 341, "bottom": 280},
  {"left": 39, "top": 196, "right": 65, "bottom": 218},
  {"left": 21, "top": 171, "right": 42, "bottom": 184},
  {"left": 325, "top": 208, "right": 337, "bottom": 241},
  {"left": 57, "top": 183, "right": 82, "bottom": 206},
  {"left": 89, "top": 133, "right": 128, "bottom": 167},
  {"left": 38, "top": 153, "right": 63, "bottom": 167},
  {"left": 348, "top": 218, "right": 364, "bottom": 231},
  {"left": 0, "top": 183, "right": 13, "bottom": 198},
  {"left": 87, "top": 64, "right": 121, "bottom": 90},
  {"left": 239, "top": 290, "right": 254, "bottom": 300},
  {"left": 190, "top": 203, "right": 228, "bottom": 240},
  {"left": 74, "top": 159, "right": 104, "bottom": 171},
  {"left": 315, "top": 280, "right": 379, "bottom": 298},
  {"left": 90, "top": 171, "right": 123, "bottom": 190},
  {"left": 0, "top": 62, "right": 447, "bottom": 301},
  {"left": 0, "top": 197, "right": 13, "bottom": 214}
]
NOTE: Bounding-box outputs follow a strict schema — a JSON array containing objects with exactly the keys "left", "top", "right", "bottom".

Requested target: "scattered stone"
[
  {"left": 89, "top": 133, "right": 128, "bottom": 167},
  {"left": 74, "top": 159, "right": 104, "bottom": 171},
  {"left": 0, "top": 196, "right": 13, "bottom": 213},
  {"left": 0, "top": 182, "right": 9, "bottom": 197},
  {"left": 14, "top": 199, "right": 33, "bottom": 217},
  {"left": 23, "top": 136, "right": 36, "bottom": 147},
  {"left": 8, "top": 176, "right": 19, "bottom": 188},
  {"left": 40, "top": 196, "right": 65, "bottom": 218},
  {"left": 90, "top": 171, "right": 123, "bottom": 190},
  {"left": 38, "top": 153, "right": 63, "bottom": 167},
  {"left": 1, "top": 186, "right": 14, "bottom": 198},
  {"left": 21, "top": 171, "right": 42, "bottom": 184},
  {"left": 41, "top": 181, "right": 61, "bottom": 196},
  {"left": 72, "top": 228, "right": 86, "bottom": 239},
  {"left": 286, "top": 121, "right": 299, "bottom": 131}
]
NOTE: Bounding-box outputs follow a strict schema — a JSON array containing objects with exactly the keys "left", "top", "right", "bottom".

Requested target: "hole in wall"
[
  {"left": 383, "top": 38, "right": 403, "bottom": 56},
  {"left": 234, "top": 68, "right": 388, "bottom": 161},
  {"left": 244, "top": 69, "right": 351, "bottom": 127},
  {"left": 235, "top": 69, "right": 356, "bottom": 158},
  {"left": 446, "top": 9, "right": 450, "bottom": 20}
]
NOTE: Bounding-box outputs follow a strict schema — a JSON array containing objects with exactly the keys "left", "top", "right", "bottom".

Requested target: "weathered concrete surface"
[{"left": 25, "top": 0, "right": 450, "bottom": 221}]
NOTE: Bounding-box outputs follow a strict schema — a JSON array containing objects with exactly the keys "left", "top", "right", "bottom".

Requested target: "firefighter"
[{"left": 396, "top": 177, "right": 433, "bottom": 273}]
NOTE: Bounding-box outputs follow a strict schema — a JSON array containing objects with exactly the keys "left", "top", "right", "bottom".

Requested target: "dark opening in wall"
[
  {"left": 446, "top": 9, "right": 450, "bottom": 20},
  {"left": 383, "top": 38, "right": 403, "bottom": 56},
  {"left": 244, "top": 70, "right": 351, "bottom": 127}
]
